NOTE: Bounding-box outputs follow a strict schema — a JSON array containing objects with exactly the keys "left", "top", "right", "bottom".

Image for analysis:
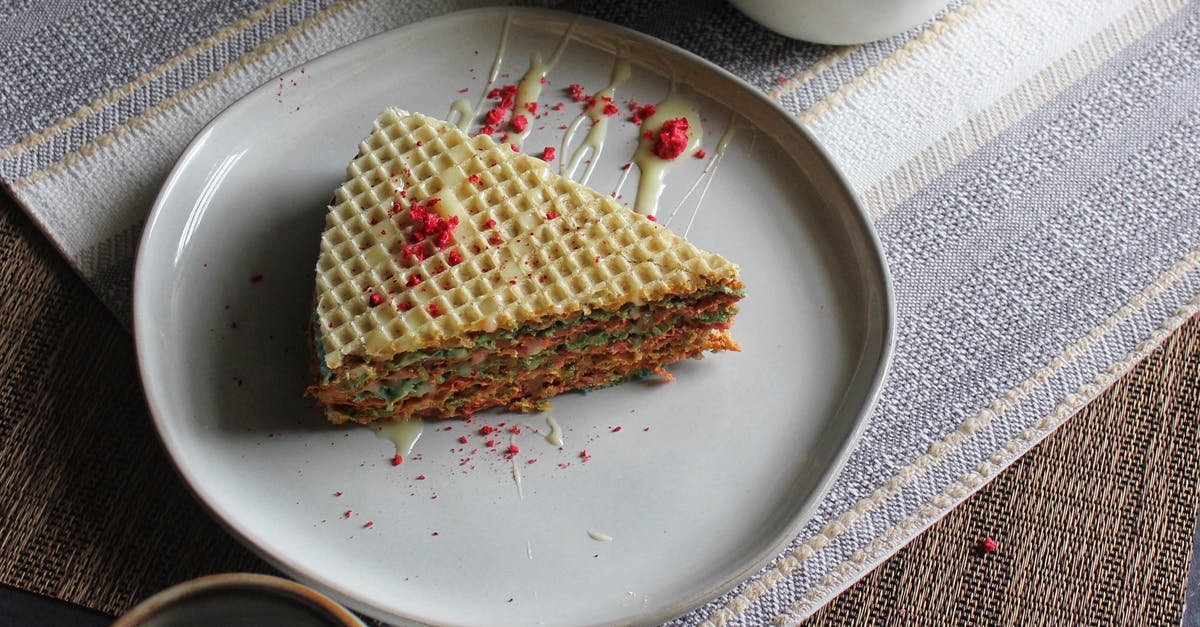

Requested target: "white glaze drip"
[
  {"left": 664, "top": 113, "right": 737, "bottom": 237},
  {"left": 629, "top": 82, "right": 703, "bottom": 216},
  {"left": 373, "top": 419, "right": 424, "bottom": 458},
  {"left": 544, "top": 415, "right": 563, "bottom": 447},
  {"left": 510, "top": 20, "right": 577, "bottom": 148},
  {"left": 560, "top": 59, "right": 631, "bottom": 185},
  {"left": 511, "top": 434, "right": 524, "bottom": 499},
  {"left": 448, "top": 13, "right": 512, "bottom": 130},
  {"left": 587, "top": 530, "right": 613, "bottom": 542},
  {"left": 446, "top": 98, "right": 474, "bottom": 130}
]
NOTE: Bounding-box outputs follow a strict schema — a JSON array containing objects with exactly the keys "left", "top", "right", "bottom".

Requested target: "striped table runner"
[{"left": 3, "top": 1, "right": 1198, "bottom": 623}]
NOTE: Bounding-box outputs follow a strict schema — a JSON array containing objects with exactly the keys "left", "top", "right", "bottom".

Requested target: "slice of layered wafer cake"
[{"left": 307, "top": 110, "right": 743, "bottom": 424}]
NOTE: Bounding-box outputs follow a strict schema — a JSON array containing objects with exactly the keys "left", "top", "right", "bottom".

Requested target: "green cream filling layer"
[
  {"left": 338, "top": 307, "right": 737, "bottom": 411},
  {"left": 322, "top": 287, "right": 742, "bottom": 385}
]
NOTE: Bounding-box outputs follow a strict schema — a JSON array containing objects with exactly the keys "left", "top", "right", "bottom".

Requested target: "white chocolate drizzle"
[
  {"left": 544, "top": 415, "right": 563, "bottom": 447},
  {"left": 664, "top": 112, "right": 738, "bottom": 238},
  {"left": 447, "top": 12, "right": 512, "bottom": 130},
  {"left": 627, "top": 82, "right": 703, "bottom": 216},
  {"left": 587, "top": 530, "right": 613, "bottom": 542},
  {"left": 373, "top": 419, "right": 424, "bottom": 458},
  {"left": 511, "top": 434, "right": 524, "bottom": 499},
  {"left": 560, "top": 58, "right": 631, "bottom": 185},
  {"left": 509, "top": 20, "right": 578, "bottom": 148}
]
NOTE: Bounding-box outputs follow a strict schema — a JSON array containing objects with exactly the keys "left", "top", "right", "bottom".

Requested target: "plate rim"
[{"left": 133, "top": 6, "right": 896, "bottom": 624}]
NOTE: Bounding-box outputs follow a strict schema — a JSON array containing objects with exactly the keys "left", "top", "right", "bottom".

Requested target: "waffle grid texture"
[{"left": 315, "top": 110, "right": 739, "bottom": 369}]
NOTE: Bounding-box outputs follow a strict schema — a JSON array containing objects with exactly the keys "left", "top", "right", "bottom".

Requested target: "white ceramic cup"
[{"left": 728, "top": 0, "right": 950, "bottom": 44}]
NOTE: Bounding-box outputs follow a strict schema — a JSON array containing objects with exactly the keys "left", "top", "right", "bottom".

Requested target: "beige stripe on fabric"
[
  {"left": 767, "top": 46, "right": 859, "bottom": 101},
  {"left": 860, "top": 0, "right": 1188, "bottom": 220},
  {"left": 0, "top": 0, "right": 306, "bottom": 161}
]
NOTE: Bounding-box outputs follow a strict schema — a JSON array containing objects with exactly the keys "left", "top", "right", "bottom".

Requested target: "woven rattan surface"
[{"left": 1, "top": 189, "right": 1197, "bottom": 622}]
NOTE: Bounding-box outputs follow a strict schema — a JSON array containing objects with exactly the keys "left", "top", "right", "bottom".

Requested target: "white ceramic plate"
[{"left": 135, "top": 8, "right": 893, "bottom": 626}]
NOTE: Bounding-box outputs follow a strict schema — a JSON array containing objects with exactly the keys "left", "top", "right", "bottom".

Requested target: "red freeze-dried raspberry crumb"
[
  {"left": 485, "top": 439, "right": 497, "bottom": 448},
  {"left": 407, "top": 198, "right": 458, "bottom": 251},
  {"left": 458, "top": 435, "right": 468, "bottom": 444},
  {"left": 567, "top": 83, "right": 587, "bottom": 102},
  {"left": 364, "top": 520, "right": 375, "bottom": 529},
  {"left": 510, "top": 425, "right": 523, "bottom": 434},
  {"left": 479, "top": 125, "right": 495, "bottom": 136},
  {"left": 507, "top": 444, "right": 520, "bottom": 455},
  {"left": 525, "top": 102, "right": 538, "bottom": 115},
  {"left": 978, "top": 537, "right": 999, "bottom": 553},
  {"left": 344, "top": 510, "right": 353, "bottom": 518},
  {"left": 542, "top": 146, "right": 556, "bottom": 162},
  {"left": 546, "top": 211, "right": 559, "bottom": 220},
  {"left": 392, "top": 455, "right": 403, "bottom": 466},
  {"left": 485, "top": 106, "right": 507, "bottom": 125},
  {"left": 458, "top": 87, "right": 469, "bottom": 93},
  {"left": 396, "top": 301, "right": 411, "bottom": 312},
  {"left": 553, "top": 102, "right": 564, "bottom": 111},
  {"left": 653, "top": 118, "right": 690, "bottom": 160},
  {"left": 580, "top": 450, "right": 591, "bottom": 461},
  {"left": 630, "top": 103, "right": 656, "bottom": 125},
  {"left": 602, "top": 101, "right": 619, "bottom": 116},
  {"left": 694, "top": 149, "right": 708, "bottom": 159},
  {"left": 611, "top": 426, "right": 622, "bottom": 432},
  {"left": 250, "top": 274, "right": 263, "bottom": 283},
  {"left": 485, "top": 218, "right": 497, "bottom": 229},
  {"left": 447, "top": 250, "right": 464, "bottom": 266},
  {"left": 489, "top": 234, "right": 503, "bottom": 245},
  {"left": 479, "top": 425, "right": 495, "bottom": 435},
  {"left": 468, "top": 173, "right": 482, "bottom": 186},
  {"left": 402, "top": 243, "right": 427, "bottom": 261},
  {"left": 512, "top": 114, "right": 528, "bottom": 132},
  {"left": 368, "top": 293, "right": 384, "bottom": 307},
  {"left": 647, "top": 215, "right": 657, "bottom": 222},
  {"left": 510, "top": 144, "right": 520, "bottom": 153},
  {"left": 428, "top": 302, "right": 442, "bottom": 317},
  {"left": 416, "top": 474, "right": 426, "bottom": 480},
  {"left": 334, "top": 491, "right": 343, "bottom": 497}
]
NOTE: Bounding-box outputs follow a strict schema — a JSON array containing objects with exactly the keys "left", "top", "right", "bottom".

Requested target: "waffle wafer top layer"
[{"left": 315, "top": 109, "right": 739, "bottom": 369}]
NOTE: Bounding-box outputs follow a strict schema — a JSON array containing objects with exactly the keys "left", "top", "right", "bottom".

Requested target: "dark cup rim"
[{"left": 113, "top": 573, "right": 365, "bottom": 627}]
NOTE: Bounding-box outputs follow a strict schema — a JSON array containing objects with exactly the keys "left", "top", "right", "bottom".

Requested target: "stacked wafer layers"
[{"left": 308, "top": 110, "right": 743, "bottom": 424}]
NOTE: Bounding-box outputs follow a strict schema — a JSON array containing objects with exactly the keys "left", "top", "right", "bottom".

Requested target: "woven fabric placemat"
[{"left": 1, "top": 187, "right": 1197, "bottom": 622}]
